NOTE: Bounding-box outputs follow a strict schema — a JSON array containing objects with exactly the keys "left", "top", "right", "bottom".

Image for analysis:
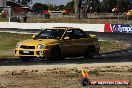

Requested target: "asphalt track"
[
  {"left": 0, "top": 54, "right": 132, "bottom": 66},
  {"left": 0, "top": 29, "right": 132, "bottom": 66}
]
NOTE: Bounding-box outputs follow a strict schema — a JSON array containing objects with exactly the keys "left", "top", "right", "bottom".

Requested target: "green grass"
[
  {"left": 0, "top": 32, "right": 32, "bottom": 50},
  {"left": 0, "top": 32, "right": 128, "bottom": 57},
  {"left": 0, "top": 17, "right": 8, "bottom": 22},
  {"left": 89, "top": 70, "right": 100, "bottom": 76},
  {"left": 28, "top": 17, "right": 132, "bottom": 24},
  {"left": 99, "top": 41, "right": 128, "bottom": 53}
]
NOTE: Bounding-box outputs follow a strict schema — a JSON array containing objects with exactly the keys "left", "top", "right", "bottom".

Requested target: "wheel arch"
[
  {"left": 50, "top": 45, "right": 62, "bottom": 53},
  {"left": 49, "top": 45, "right": 62, "bottom": 60}
]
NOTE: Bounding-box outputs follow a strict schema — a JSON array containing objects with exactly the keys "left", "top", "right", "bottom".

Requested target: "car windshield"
[{"left": 34, "top": 29, "right": 65, "bottom": 39}]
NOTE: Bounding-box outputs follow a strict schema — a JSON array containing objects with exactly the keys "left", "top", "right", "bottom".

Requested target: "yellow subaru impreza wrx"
[{"left": 15, "top": 27, "right": 100, "bottom": 62}]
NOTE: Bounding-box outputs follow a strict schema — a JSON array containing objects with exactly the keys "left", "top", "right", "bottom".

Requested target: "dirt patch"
[
  {"left": 99, "top": 40, "right": 129, "bottom": 53},
  {"left": 0, "top": 64, "right": 132, "bottom": 88}
]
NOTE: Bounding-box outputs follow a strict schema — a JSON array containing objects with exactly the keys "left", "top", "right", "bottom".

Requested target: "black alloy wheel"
[
  {"left": 50, "top": 48, "right": 61, "bottom": 61},
  {"left": 84, "top": 47, "right": 94, "bottom": 59}
]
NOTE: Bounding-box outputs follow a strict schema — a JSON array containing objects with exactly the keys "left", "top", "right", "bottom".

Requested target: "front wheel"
[
  {"left": 84, "top": 47, "right": 94, "bottom": 59},
  {"left": 49, "top": 48, "right": 61, "bottom": 61}
]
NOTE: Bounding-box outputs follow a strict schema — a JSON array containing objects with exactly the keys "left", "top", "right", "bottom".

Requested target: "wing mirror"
[
  {"left": 64, "top": 36, "right": 70, "bottom": 40},
  {"left": 89, "top": 34, "right": 96, "bottom": 38},
  {"left": 32, "top": 34, "right": 36, "bottom": 39}
]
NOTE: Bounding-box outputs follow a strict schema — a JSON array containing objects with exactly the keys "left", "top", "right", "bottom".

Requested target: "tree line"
[{"left": 18, "top": 0, "right": 131, "bottom": 14}]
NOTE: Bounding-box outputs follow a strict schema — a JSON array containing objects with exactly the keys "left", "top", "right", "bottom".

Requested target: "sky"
[
  {"left": 32, "top": 0, "right": 103, "bottom": 6},
  {"left": 32, "top": 0, "right": 72, "bottom": 6}
]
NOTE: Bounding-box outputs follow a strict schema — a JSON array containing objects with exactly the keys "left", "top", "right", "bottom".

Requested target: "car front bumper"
[{"left": 15, "top": 48, "right": 50, "bottom": 57}]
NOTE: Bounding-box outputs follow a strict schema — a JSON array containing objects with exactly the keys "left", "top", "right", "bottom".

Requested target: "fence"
[
  {"left": 87, "top": 13, "right": 125, "bottom": 20},
  {"left": 81, "top": 13, "right": 131, "bottom": 23},
  {"left": 27, "top": 12, "right": 128, "bottom": 19},
  {"left": 1, "top": 12, "right": 131, "bottom": 23}
]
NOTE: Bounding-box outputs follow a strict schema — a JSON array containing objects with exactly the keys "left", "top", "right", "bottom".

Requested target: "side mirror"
[
  {"left": 89, "top": 34, "right": 96, "bottom": 38},
  {"left": 32, "top": 34, "right": 36, "bottom": 39},
  {"left": 64, "top": 36, "right": 70, "bottom": 40}
]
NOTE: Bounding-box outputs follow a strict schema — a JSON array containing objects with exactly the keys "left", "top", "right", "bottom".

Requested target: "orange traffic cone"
[{"left": 80, "top": 68, "right": 91, "bottom": 86}]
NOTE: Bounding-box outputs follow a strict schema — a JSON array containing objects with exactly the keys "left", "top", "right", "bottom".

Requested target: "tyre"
[
  {"left": 61, "top": 56, "right": 65, "bottom": 60},
  {"left": 84, "top": 46, "right": 94, "bottom": 59},
  {"left": 20, "top": 56, "right": 32, "bottom": 62},
  {"left": 49, "top": 47, "right": 61, "bottom": 61}
]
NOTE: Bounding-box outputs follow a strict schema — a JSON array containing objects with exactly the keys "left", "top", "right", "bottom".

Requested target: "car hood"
[{"left": 18, "top": 39, "right": 59, "bottom": 46}]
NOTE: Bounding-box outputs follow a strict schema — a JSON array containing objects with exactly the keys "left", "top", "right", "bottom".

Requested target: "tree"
[
  {"left": 64, "top": 0, "right": 74, "bottom": 12},
  {"left": 32, "top": 3, "right": 48, "bottom": 13},
  {"left": 100, "top": 0, "right": 117, "bottom": 12},
  {"left": 58, "top": 5, "right": 64, "bottom": 10},
  {"left": 20, "top": 0, "right": 32, "bottom": 6},
  {"left": 74, "top": 0, "right": 82, "bottom": 19},
  {"left": 100, "top": 0, "right": 130, "bottom": 12},
  {"left": 91, "top": 0, "right": 101, "bottom": 12},
  {"left": 47, "top": 4, "right": 54, "bottom": 10},
  {"left": 53, "top": 5, "right": 59, "bottom": 11},
  {"left": 82, "top": 0, "right": 101, "bottom": 18},
  {"left": 116, "top": 0, "right": 130, "bottom": 12},
  {"left": 74, "top": 0, "right": 101, "bottom": 19}
]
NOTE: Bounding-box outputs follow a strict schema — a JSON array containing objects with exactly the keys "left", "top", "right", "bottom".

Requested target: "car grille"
[
  {"left": 19, "top": 50, "right": 34, "bottom": 55},
  {"left": 20, "top": 45, "right": 35, "bottom": 49},
  {"left": 37, "top": 51, "right": 40, "bottom": 55}
]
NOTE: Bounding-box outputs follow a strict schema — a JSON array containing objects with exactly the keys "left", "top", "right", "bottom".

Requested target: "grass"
[
  {"left": 27, "top": 16, "right": 132, "bottom": 24},
  {"left": 0, "top": 17, "right": 8, "bottom": 22},
  {"left": 0, "top": 32, "right": 32, "bottom": 50},
  {"left": 89, "top": 70, "right": 100, "bottom": 76},
  {"left": 99, "top": 41, "right": 128, "bottom": 53},
  {"left": 0, "top": 32, "right": 128, "bottom": 57}
]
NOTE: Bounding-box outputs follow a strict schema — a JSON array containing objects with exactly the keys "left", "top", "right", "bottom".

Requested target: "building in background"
[
  {"left": 0, "top": 0, "right": 32, "bottom": 20},
  {"left": 6, "top": 1, "right": 32, "bottom": 16}
]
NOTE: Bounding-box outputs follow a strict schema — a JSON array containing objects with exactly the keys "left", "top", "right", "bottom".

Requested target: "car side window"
[
  {"left": 65, "top": 29, "right": 87, "bottom": 39},
  {"left": 65, "top": 30, "right": 73, "bottom": 39}
]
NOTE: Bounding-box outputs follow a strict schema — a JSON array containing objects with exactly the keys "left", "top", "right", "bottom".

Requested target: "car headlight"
[
  {"left": 37, "top": 44, "right": 44, "bottom": 49},
  {"left": 16, "top": 43, "right": 20, "bottom": 48}
]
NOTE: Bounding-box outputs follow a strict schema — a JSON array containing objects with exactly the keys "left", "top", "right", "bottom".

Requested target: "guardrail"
[{"left": 0, "top": 22, "right": 132, "bottom": 33}]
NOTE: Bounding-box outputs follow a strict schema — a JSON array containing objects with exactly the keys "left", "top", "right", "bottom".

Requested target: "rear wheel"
[
  {"left": 49, "top": 47, "right": 61, "bottom": 61},
  {"left": 20, "top": 56, "right": 33, "bottom": 62},
  {"left": 84, "top": 46, "right": 94, "bottom": 59}
]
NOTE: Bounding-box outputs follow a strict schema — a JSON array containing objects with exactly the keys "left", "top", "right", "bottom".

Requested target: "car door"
[
  {"left": 70, "top": 29, "right": 90, "bottom": 55},
  {"left": 62, "top": 29, "right": 90, "bottom": 56},
  {"left": 61, "top": 29, "right": 78, "bottom": 56}
]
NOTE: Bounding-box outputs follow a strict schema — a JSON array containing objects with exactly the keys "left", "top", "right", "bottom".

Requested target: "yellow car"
[{"left": 15, "top": 27, "right": 100, "bottom": 61}]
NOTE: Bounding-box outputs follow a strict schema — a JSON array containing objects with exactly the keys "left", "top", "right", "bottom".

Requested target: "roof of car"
[
  {"left": 53, "top": 27, "right": 73, "bottom": 28},
  {"left": 47, "top": 27, "right": 80, "bottom": 30}
]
